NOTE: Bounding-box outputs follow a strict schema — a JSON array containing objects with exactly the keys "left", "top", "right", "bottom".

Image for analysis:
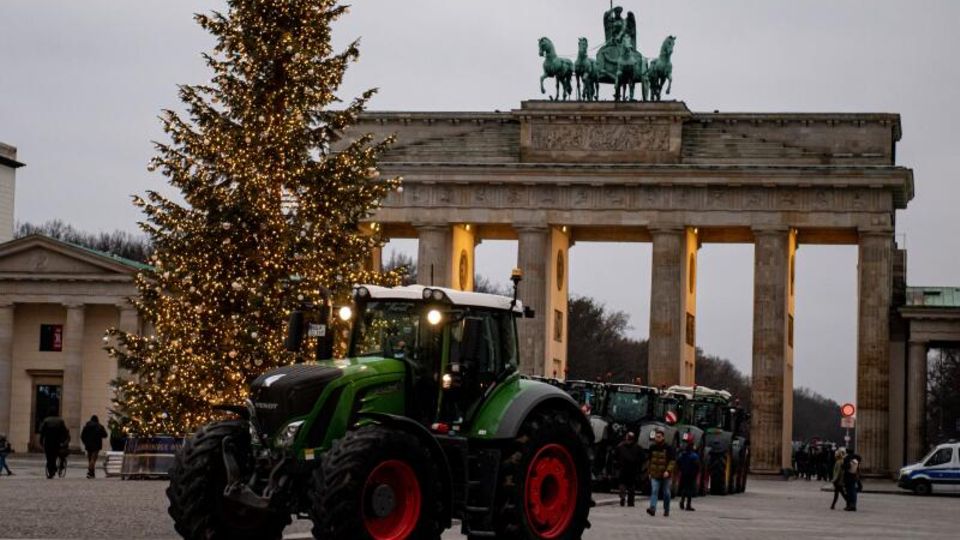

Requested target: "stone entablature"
[{"left": 353, "top": 101, "right": 903, "bottom": 168}]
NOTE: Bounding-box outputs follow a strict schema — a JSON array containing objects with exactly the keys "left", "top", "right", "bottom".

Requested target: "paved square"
[{"left": 0, "top": 456, "right": 957, "bottom": 539}]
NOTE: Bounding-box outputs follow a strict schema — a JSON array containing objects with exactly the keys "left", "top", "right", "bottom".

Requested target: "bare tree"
[{"left": 16, "top": 219, "right": 152, "bottom": 263}]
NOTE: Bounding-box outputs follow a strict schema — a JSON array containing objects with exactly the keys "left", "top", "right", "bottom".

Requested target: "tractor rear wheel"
[
  {"left": 166, "top": 420, "right": 289, "bottom": 540},
  {"left": 709, "top": 451, "right": 731, "bottom": 495},
  {"left": 310, "top": 425, "right": 443, "bottom": 540},
  {"left": 493, "top": 408, "right": 591, "bottom": 540}
]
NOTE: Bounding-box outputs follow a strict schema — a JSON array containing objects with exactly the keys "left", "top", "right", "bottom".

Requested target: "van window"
[{"left": 924, "top": 447, "right": 954, "bottom": 467}]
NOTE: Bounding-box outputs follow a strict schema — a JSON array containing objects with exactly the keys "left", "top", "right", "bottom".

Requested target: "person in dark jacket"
[
  {"left": 830, "top": 447, "right": 847, "bottom": 510},
  {"left": 615, "top": 432, "right": 643, "bottom": 507},
  {"left": 676, "top": 436, "right": 700, "bottom": 511},
  {"left": 39, "top": 416, "right": 69, "bottom": 479},
  {"left": 0, "top": 433, "right": 12, "bottom": 475},
  {"left": 842, "top": 450, "right": 862, "bottom": 511},
  {"left": 80, "top": 415, "right": 108, "bottom": 479},
  {"left": 646, "top": 429, "right": 676, "bottom": 517}
]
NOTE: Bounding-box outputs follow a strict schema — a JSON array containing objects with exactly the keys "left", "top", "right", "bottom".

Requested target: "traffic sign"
[
  {"left": 665, "top": 410, "right": 678, "bottom": 425},
  {"left": 841, "top": 403, "right": 856, "bottom": 418},
  {"left": 841, "top": 416, "right": 856, "bottom": 429}
]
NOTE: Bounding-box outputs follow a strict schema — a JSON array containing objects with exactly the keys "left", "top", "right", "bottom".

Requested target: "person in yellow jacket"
[{"left": 646, "top": 429, "right": 677, "bottom": 517}]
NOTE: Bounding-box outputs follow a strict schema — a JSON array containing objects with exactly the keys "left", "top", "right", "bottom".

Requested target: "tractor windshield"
[
  {"left": 691, "top": 401, "right": 724, "bottom": 429},
  {"left": 351, "top": 301, "right": 423, "bottom": 360},
  {"left": 607, "top": 390, "right": 650, "bottom": 424}
]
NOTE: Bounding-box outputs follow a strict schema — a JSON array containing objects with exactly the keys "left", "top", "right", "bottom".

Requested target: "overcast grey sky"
[{"left": 2, "top": 1, "right": 958, "bottom": 404}]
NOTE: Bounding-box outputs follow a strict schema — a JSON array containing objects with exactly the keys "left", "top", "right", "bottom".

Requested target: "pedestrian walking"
[
  {"left": 615, "top": 432, "right": 643, "bottom": 507},
  {"left": 842, "top": 449, "right": 862, "bottom": 511},
  {"left": 829, "top": 447, "right": 847, "bottom": 509},
  {"left": 0, "top": 433, "right": 12, "bottom": 476},
  {"left": 39, "top": 416, "right": 69, "bottom": 479},
  {"left": 645, "top": 429, "right": 676, "bottom": 517},
  {"left": 80, "top": 415, "right": 108, "bottom": 479},
  {"left": 677, "top": 435, "right": 700, "bottom": 511}
]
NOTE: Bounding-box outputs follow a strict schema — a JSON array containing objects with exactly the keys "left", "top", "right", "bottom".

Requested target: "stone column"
[
  {"left": 62, "top": 303, "right": 86, "bottom": 448},
  {"left": 648, "top": 226, "right": 698, "bottom": 387},
  {"left": 546, "top": 227, "right": 570, "bottom": 379},
  {"left": 516, "top": 226, "right": 549, "bottom": 376},
  {"left": 750, "top": 227, "right": 796, "bottom": 473},
  {"left": 117, "top": 304, "right": 140, "bottom": 380},
  {"left": 366, "top": 244, "right": 383, "bottom": 273},
  {"left": 450, "top": 224, "right": 477, "bottom": 291},
  {"left": 857, "top": 231, "right": 893, "bottom": 475},
  {"left": 906, "top": 340, "right": 928, "bottom": 463},
  {"left": 415, "top": 224, "right": 452, "bottom": 288},
  {"left": 0, "top": 303, "right": 14, "bottom": 437}
]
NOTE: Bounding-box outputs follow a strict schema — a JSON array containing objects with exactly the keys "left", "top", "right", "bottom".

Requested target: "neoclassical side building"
[{"left": 0, "top": 235, "right": 144, "bottom": 452}]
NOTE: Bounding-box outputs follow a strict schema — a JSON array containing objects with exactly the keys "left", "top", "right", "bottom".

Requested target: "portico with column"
[
  {"left": 361, "top": 100, "right": 915, "bottom": 474},
  {"left": 0, "top": 235, "right": 143, "bottom": 451}
]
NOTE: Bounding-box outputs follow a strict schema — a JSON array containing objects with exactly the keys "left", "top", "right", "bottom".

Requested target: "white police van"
[{"left": 898, "top": 441, "right": 960, "bottom": 495}]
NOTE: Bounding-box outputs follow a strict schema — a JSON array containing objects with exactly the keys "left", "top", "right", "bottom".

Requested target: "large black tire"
[
  {"left": 166, "top": 420, "right": 289, "bottom": 540},
  {"left": 492, "top": 408, "right": 591, "bottom": 540},
  {"left": 708, "top": 451, "right": 731, "bottom": 495},
  {"left": 310, "top": 425, "right": 443, "bottom": 540}
]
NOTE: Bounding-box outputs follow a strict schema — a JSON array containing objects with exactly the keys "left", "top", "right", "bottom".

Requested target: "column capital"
[
  {"left": 858, "top": 226, "right": 895, "bottom": 237},
  {"left": 751, "top": 225, "right": 791, "bottom": 236},
  {"left": 514, "top": 224, "right": 550, "bottom": 235},
  {"left": 648, "top": 223, "right": 684, "bottom": 234},
  {"left": 411, "top": 222, "right": 449, "bottom": 231},
  {"left": 0, "top": 302, "right": 14, "bottom": 310},
  {"left": 63, "top": 302, "right": 86, "bottom": 310},
  {"left": 908, "top": 338, "right": 929, "bottom": 346}
]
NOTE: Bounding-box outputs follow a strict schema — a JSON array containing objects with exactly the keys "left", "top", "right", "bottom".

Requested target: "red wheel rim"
[
  {"left": 362, "top": 460, "right": 422, "bottom": 540},
  {"left": 524, "top": 443, "right": 578, "bottom": 539}
]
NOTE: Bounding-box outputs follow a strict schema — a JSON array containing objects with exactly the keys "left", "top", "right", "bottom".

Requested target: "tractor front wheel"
[
  {"left": 166, "top": 420, "right": 289, "bottom": 540},
  {"left": 494, "top": 408, "right": 591, "bottom": 540},
  {"left": 310, "top": 425, "right": 443, "bottom": 540}
]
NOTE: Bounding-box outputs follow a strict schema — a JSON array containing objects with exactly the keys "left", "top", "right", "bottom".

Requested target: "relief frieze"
[{"left": 529, "top": 123, "right": 671, "bottom": 153}]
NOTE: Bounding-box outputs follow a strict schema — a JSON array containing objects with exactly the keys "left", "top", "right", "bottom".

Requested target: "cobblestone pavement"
[{"left": 1, "top": 455, "right": 957, "bottom": 539}]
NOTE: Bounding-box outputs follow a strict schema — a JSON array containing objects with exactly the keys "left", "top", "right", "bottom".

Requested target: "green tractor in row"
[
  {"left": 666, "top": 385, "right": 750, "bottom": 495},
  {"left": 166, "top": 272, "right": 594, "bottom": 540}
]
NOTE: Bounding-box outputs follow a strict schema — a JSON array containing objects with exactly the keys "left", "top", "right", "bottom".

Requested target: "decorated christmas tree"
[{"left": 107, "top": 0, "right": 400, "bottom": 436}]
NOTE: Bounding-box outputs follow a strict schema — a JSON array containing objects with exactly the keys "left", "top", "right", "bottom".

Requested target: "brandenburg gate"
[{"left": 357, "top": 101, "right": 914, "bottom": 475}]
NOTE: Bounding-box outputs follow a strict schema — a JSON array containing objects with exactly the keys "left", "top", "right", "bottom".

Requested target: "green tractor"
[
  {"left": 666, "top": 385, "right": 749, "bottom": 495},
  {"left": 166, "top": 273, "right": 593, "bottom": 540}
]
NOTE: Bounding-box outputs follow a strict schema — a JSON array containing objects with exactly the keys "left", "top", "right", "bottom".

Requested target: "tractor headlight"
[
  {"left": 427, "top": 309, "right": 443, "bottom": 325},
  {"left": 355, "top": 286, "right": 370, "bottom": 300},
  {"left": 338, "top": 306, "right": 353, "bottom": 322},
  {"left": 277, "top": 420, "right": 305, "bottom": 448}
]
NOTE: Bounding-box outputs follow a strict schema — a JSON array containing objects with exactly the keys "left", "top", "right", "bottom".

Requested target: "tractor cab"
[
  {"left": 346, "top": 283, "right": 524, "bottom": 430},
  {"left": 563, "top": 380, "right": 607, "bottom": 415}
]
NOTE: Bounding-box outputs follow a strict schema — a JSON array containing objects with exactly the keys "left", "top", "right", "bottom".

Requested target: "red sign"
[
  {"left": 665, "top": 411, "right": 678, "bottom": 425},
  {"left": 841, "top": 403, "right": 856, "bottom": 418}
]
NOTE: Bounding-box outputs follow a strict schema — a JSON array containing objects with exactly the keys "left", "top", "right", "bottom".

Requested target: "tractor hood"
[{"left": 249, "top": 357, "right": 404, "bottom": 437}]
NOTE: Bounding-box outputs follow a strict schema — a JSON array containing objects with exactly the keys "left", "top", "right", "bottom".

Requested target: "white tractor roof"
[
  {"left": 357, "top": 284, "right": 524, "bottom": 313},
  {"left": 666, "top": 385, "right": 733, "bottom": 401}
]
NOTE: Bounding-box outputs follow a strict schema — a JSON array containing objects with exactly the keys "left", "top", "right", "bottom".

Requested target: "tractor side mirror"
[{"left": 285, "top": 310, "right": 306, "bottom": 352}]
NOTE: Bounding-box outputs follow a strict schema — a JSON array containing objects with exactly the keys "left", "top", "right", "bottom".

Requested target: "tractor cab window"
[
  {"left": 692, "top": 402, "right": 722, "bottom": 429},
  {"left": 351, "top": 301, "right": 422, "bottom": 361},
  {"left": 607, "top": 391, "right": 649, "bottom": 424},
  {"left": 656, "top": 397, "right": 680, "bottom": 421}
]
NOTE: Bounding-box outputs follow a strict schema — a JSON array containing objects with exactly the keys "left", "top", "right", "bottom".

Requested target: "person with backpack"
[
  {"left": 80, "top": 415, "right": 108, "bottom": 479},
  {"left": 842, "top": 449, "right": 862, "bottom": 511}
]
